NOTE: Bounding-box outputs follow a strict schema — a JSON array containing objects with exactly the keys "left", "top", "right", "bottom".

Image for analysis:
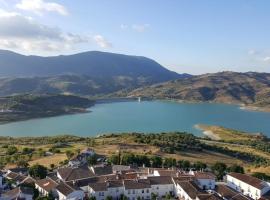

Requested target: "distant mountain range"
[
  {"left": 128, "top": 71, "right": 270, "bottom": 109},
  {"left": 0, "top": 50, "right": 190, "bottom": 96}
]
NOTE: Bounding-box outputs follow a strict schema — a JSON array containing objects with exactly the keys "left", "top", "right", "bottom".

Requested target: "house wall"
[
  {"left": 107, "top": 186, "right": 124, "bottom": 199},
  {"left": 175, "top": 184, "right": 193, "bottom": 200},
  {"left": 57, "top": 190, "right": 85, "bottom": 200},
  {"left": 124, "top": 188, "right": 151, "bottom": 200},
  {"left": 151, "top": 184, "right": 174, "bottom": 197},
  {"left": 0, "top": 176, "right": 2, "bottom": 188},
  {"left": 196, "top": 179, "right": 215, "bottom": 190},
  {"left": 226, "top": 175, "right": 270, "bottom": 200}
]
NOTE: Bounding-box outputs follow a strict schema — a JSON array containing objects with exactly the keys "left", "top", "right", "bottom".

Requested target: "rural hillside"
[
  {"left": 128, "top": 71, "right": 270, "bottom": 109},
  {"left": 0, "top": 50, "right": 191, "bottom": 96}
]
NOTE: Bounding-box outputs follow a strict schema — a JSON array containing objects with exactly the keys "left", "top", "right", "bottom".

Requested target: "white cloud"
[
  {"left": 120, "top": 24, "right": 128, "bottom": 30},
  {"left": 248, "top": 49, "right": 257, "bottom": 55},
  {"left": 0, "top": 10, "right": 89, "bottom": 53},
  {"left": 132, "top": 24, "right": 150, "bottom": 32},
  {"left": 93, "top": 35, "right": 112, "bottom": 48},
  {"left": 16, "top": 0, "right": 68, "bottom": 16},
  {"left": 263, "top": 57, "right": 270, "bottom": 62}
]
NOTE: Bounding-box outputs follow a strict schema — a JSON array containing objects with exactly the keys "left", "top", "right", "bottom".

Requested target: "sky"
[{"left": 0, "top": 0, "right": 270, "bottom": 74}]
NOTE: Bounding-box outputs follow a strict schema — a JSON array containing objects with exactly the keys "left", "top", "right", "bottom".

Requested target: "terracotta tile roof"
[
  {"left": 228, "top": 172, "right": 267, "bottom": 189},
  {"left": 231, "top": 194, "right": 251, "bottom": 200},
  {"left": 194, "top": 172, "right": 216, "bottom": 180},
  {"left": 215, "top": 184, "right": 251, "bottom": 200},
  {"left": 35, "top": 178, "right": 58, "bottom": 192},
  {"left": 197, "top": 193, "right": 223, "bottom": 200},
  {"left": 124, "top": 179, "right": 151, "bottom": 189},
  {"left": 156, "top": 169, "right": 178, "bottom": 177},
  {"left": 89, "top": 182, "right": 108, "bottom": 192},
  {"left": 148, "top": 176, "right": 173, "bottom": 185},
  {"left": 93, "top": 165, "right": 113, "bottom": 176},
  {"left": 57, "top": 166, "right": 94, "bottom": 181},
  {"left": 56, "top": 182, "right": 78, "bottom": 196},
  {"left": 215, "top": 184, "right": 238, "bottom": 199},
  {"left": 2, "top": 187, "right": 33, "bottom": 199},
  {"left": 6, "top": 172, "right": 20, "bottom": 179},
  {"left": 177, "top": 181, "right": 205, "bottom": 199}
]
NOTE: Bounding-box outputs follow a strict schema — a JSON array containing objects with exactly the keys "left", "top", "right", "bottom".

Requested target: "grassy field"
[
  {"left": 0, "top": 131, "right": 270, "bottom": 174},
  {"left": 196, "top": 124, "right": 265, "bottom": 142}
]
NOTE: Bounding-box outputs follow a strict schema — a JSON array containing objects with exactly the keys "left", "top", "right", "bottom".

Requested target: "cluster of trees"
[
  {"left": 109, "top": 152, "right": 207, "bottom": 171},
  {"left": 134, "top": 132, "right": 203, "bottom": 153},
  {"left": 211, "top": 162, "right": 244, "bottom": 180},
  {"left": 202, "top": 144, "right": 269, "bottom": 166}
]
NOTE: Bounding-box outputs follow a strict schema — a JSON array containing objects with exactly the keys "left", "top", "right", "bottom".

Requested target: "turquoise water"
[{"left": 0, "top": 101, "right": 270, "bottom": 137}]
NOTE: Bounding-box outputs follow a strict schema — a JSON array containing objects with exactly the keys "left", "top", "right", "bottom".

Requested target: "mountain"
[
  {"left": 0, "top": 50, "right": 183, "bottom": 80},
  {"left": 0, "top": 50, "right": 191, "bottom": 96},
  {"left": 128, "top": 71, "right": 270, "bottom": 109}
]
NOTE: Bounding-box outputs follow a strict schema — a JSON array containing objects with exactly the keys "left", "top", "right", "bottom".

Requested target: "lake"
[{"left": 0, "top": 100, "right": 270, "bottom": 137}]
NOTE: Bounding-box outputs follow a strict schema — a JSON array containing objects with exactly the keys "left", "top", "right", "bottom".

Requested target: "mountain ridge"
[{"left": 127, "top": 71, "right": 270, "bottom": 109}]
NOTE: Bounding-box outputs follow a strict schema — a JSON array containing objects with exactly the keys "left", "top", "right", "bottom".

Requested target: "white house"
[
  {"left": 1, "top": 186, "right": 33, "bottom": 200},
  {"left": 148, "top": 176, "right": 174, "bottom": 197},
  {"left": 88, "top": 182, "right": 109, "bottom": 200},
  {"left": 191, "top": 171, "right": 216, "bottom": 190},
  {"left": 123, "top": 179, "right": 152, "bottom": 200},
  {"left": 174, "top": 180, "right": 205, "bottom": 200},
  {"left": 56, "top": 182, "right": 84, "bottom": 200},
  {"left": 35, "top": 177, "right": 58, "bottom": 197},
  {"left": 226, "top": 172, "right": 270, "bottom": 200}
]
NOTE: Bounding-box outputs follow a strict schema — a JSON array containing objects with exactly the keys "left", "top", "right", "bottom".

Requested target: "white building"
[
  {"left": 226, "top": 172, "right": 270, "bottom": 200},
  {"left": 56, "top": 182, "right": 84, "bottom": 200},
  {"left": 1, "top": 186, "right": 33, "bottom": 200},
  {"left": 35, "top": 177, "right": 58, "bottom": 197},
  {"left": 191, "top": 171, "right": 216, "bottom": 190}
]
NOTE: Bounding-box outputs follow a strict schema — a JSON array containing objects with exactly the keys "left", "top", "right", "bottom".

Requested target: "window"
[
  {"left": 128, "top": 190, "right": 130, "bottom": 194},
  {"left": 133, "top": 190, "right": 135, "bottom": 194},
  {"left": 146, "top": 189, "right": 149, "bottom": 193},
  {"left": 142, "top": 189, "right": 144, "bottom": 193},
  {"left": 156, "top": 186, "right": 159, "bottom": 190}
]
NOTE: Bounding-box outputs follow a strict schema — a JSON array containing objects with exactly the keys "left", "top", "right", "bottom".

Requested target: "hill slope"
[
  {"left": 0, "top": 50, "right": 191, "bottom": 96},
  {"left": 0, "top": 50, "right": 181, "bottom": 80},
  {"left": 128, "top": 71, "right": 270, "bottom": 109},
  {"left": 0, "top": 94, "right": 94, "bottom": 123}
]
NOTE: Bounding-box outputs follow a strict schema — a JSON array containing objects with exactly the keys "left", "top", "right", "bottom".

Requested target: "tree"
[
  {"left": 105, "top": 196, "right": 113, "bottom": 200},
  {"left": 29, "top": 164, "right": 47, "bottom": 179},
  {"left": 6, "top": 146, "right": 18, "bottom": 155},
  {"left": 193, "top": 161, "right": 207, "bottom": 171},
  {"left": 16, "top": 159, "right": 29, "bottom": 168},
  {"left": 227, "top": 164, "right": 244, "bottom": 174},
  {"left": 120, "top": 194, "right": 128, "bottom": 200},
  {"left": 151, "top": 156, "right": 162, "bottom": 168},
  {"left": 109, "top": 154, "right": 120, "bottom": 165},
  {"left": 211, "top": 162, "right": 227, "bottom": 180},
  {"left": 65, "top": 150, "right": 75, "bottom": 160},
  {"left": 87, "top": 154, "right": 97, "bottom": 166},
  {"left": 50, "top": 164, "right": 55, "bottom": 170},
  {"left": 89, "top": 196, "right": 96, "bottom": 200},
  {"left": 151, "top": 193, "right": 158, "bottom": 200},
  {"left": 252, "top": 172, "right": 270, "bottom": 181}
]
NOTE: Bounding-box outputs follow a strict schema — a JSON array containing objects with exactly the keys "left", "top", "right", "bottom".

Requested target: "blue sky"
[{"left": 0, "top": 0, "right": 270, "bottom": 74}]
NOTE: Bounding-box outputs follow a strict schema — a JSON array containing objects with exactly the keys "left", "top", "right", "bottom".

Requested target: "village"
[{"left": 0, "top": 148, "right": 269, "bottom": 200}]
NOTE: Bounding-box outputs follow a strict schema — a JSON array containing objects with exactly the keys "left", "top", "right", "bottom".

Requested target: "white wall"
[
  {"left": 175, "top": 184, "right": 192, "bottom": 200},
  {"left": 226, "top": 175, "right": 270, "bottom": 200},
  {"left": 151, "top": 184, "right": 174, "bottom": 197},
  {"left": 196, "top": 179, "right": 215, "bottom": 190},
  {"left": 124, "top": 188, "right": 151, "bottom": 200},
  {"left": 57, "top": 190, "right": 84, "bottom": 200}
]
